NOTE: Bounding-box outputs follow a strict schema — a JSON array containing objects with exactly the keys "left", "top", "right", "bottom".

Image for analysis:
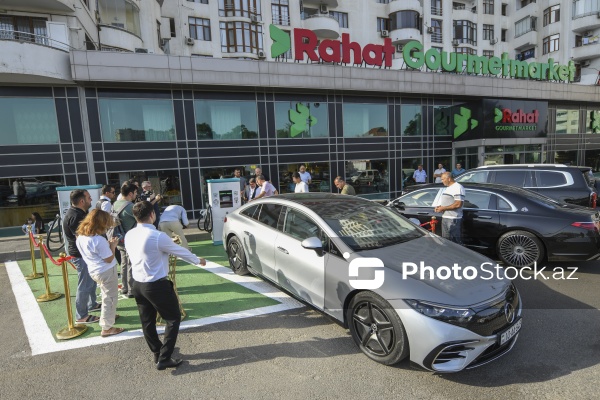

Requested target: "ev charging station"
[
  {"left": 206, "top": 178, "right": 242, "bottom": 245},
  {"left": 56, "top": 184, "right": 103, "bottom": 218}
]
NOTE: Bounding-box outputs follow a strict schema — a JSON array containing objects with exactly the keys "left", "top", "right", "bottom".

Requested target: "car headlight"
[{"left": 405, "top": 299, "right": 475, "bottom": 328}]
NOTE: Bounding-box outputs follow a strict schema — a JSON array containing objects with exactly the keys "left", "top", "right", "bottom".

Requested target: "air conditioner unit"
[
  {"left": 452, "top": 39, "right": 459, "bottom": 46},
  {"left": 319, "top": 4, "right": 328, "bottom": 13},
  {"left": 380, "top": 30, "right": 389, "bottom": 38},
  {"left": 185, "top": 37, "right": 195, "bottom": 45},
  {"left": 584, "top": 31, "right": 592, "bottom": 37},
  {"left": 490, "top": 38, "right": 497, "bottom": 45},
  {"left": 257, "top": 50, "right": 266, "bottom": 58},
  {"left": 581, "top": 60, "right": 591, "bottom": 67},
  {"left": 134, "top": 48, "right": 148, "bottom": 53},
  {"left": 250, "top": 15, "right": 260, "bottom": 23},
  {"left": 427, "top": 26, "right": 434, "bottom": 34}
]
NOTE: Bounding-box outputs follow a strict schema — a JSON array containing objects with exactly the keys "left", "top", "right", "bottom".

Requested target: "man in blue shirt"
[
  {"left": 413, "top": 165, "right": 427, "bottom": 184},
  {"left": 451, "top": 163, "right": 466, "bottom": 178}
]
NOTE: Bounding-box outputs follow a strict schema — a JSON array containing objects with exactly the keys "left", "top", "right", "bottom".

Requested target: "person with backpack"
[
  {"left": 96, "top": 184, "right": 115, "bottom": 212},
  {"left": 113, "top": 182, "right": 138, "bottom": 298}
]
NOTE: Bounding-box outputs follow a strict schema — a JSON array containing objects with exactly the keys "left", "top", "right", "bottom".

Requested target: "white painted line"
[{"left": 5, "top": 260, "right": 304, "bottom": 356}]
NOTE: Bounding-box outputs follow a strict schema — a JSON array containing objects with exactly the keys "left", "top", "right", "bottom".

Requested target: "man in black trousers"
[{"left": 125, "top": 201, "right": 206, "bottom": 370}]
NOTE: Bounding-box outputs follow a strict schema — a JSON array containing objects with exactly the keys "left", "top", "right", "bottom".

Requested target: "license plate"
[{"left": 499, "top": 318, "right": 522, "bottom": 346}]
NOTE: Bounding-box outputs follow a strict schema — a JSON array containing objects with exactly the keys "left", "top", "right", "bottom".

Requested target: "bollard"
[
  {"left": 36, "top": 235, "right": 62, "bottom": 302},
  {"left": 55, "top": 252, "right": 88, "bottom": 340},
  {"left": 25, "top": 228, "right": 43, "bottom": 280},
  {"left": 157, "top": 235, "right": 187, "bottom": 325}
]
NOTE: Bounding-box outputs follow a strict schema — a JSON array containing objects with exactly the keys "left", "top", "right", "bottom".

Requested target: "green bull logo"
[
  {"left": 289, "top": 103, "right": 317, "bottom": 137},
  {"left": 454, "top": 107, "right": 478, "bottom": 139}
]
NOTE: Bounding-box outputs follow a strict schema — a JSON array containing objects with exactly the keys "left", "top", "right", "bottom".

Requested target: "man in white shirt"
[
  {"left": 158, "top": 204, "right": 190, "bottom": 249},
  {"left": 293, "top": 172, "right": 309, "bottom": 193},
  {"left": 433, "top": 163, "right": 446, "bottom": 183},
  {"left": 96, "top": 184, "right": 115, "bottom": 212},
  {"left": 413, "top": 165, "right": 427, "bottom": 184},
  {"left": 434, "top": 172, "right": 465, "bottom": 244},
  {"left": 253, "top": 175, "right": 278, "bottom": 199},
  {"left": 298, "top": 165, "right": 312, "bottom": 184},
  {"left": 125, "top": 201, "right": 206, "bottom": 370},
  {"left": 244, "top": 178, "right": 260, "bottom": 202}
]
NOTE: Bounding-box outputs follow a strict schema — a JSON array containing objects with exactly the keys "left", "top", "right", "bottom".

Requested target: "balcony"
[
  {"left": 303, "top": 0, "right": 338, "bottom": 6},
  {"left": 303, "top": 14, "right": 340, "bottom": 39},
  {"left": 0, "top": 0, "right": 74, "bottom": 12},
  {"left": 272, "top": 14, "right": 291, "bottom": 26},
  {"left": 571, "top": 13, "right": 600, "bottom": 33},
  {"left": 512, "top": 30, "right": 537, "bottom": 50},
  {"left": 0, "top": 30, "right": 72, "bottom": 83},
  {"left": 390, "top": 27, "right": 421, "bottom": 45},
  {"left": 572, "top": 41, "right": 600, "bottom": 61},
  {"left": 389, "top": 0, "right": 422, "bottom": 13}
]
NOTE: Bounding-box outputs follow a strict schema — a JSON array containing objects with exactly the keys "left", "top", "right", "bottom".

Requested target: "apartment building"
[{"left": 0, "top": 0, "right": 599, "bottom": 229}]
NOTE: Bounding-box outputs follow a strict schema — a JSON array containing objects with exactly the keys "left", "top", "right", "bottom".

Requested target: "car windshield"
[{"left": 322, "top": 202, "right": 425, "bottom": 251}]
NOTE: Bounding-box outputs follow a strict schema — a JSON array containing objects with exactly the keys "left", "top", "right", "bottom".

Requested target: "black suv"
[{"left": 455, "top": 164, "right": 598, "bottom": 208}]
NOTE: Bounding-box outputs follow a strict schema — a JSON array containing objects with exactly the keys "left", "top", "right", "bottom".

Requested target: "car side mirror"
[
  {"left": 393, "top": 201, "right": 405, "bottom": 210},
  {"left": 301, "top": 236, "right": 324, "bottom": 257}
]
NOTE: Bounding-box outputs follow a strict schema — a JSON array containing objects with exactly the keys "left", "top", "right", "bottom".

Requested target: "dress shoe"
[{"left": 156, "top": 358, "right": 183, "bottom": 370}]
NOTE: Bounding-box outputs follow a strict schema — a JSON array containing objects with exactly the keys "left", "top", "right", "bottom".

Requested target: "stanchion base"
[
  {"left": 37, "top": 292, "right": 63, "bottom": 302},
  {"left": 56, "top": 324, "right": 88, "bottom": 340},
  {"left": 25, "top": 273, "right": 44, "bottom": 280}
]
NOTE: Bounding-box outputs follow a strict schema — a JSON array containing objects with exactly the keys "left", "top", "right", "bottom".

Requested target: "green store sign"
[{"left": 402, "top": 41, "right": 576, "bottom": 83}]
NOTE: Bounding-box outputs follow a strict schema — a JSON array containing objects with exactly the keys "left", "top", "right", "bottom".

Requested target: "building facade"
[{"left": 0, "top": 0, "right": 599, "bottom": 229}]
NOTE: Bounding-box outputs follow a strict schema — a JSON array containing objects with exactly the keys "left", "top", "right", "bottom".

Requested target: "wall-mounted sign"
[{"left": 270, "top": 25, "right": 576, "bottom": 83}]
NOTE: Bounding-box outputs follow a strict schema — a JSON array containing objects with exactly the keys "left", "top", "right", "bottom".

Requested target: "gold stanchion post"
[
  {"left": 56, "top": 252, "right": 88, "bottom": 340},
  {"left": 36, "top": 235, "right": 62, "bottom": 302},
  {"left": 157, "top": 235, "right": 186, "bottom": 325},
  {"left": 25, "top": 227, "right": 43, "bottom": 280}
]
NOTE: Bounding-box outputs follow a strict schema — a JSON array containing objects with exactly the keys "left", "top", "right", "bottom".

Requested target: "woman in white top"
[{"left": 76, "top": 209, "right": 125, "bottom": 337}]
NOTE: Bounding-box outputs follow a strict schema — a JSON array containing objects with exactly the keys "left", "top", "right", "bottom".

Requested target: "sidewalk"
[{"left": 0, "top": 221, "right": 212, "bottom": 263}]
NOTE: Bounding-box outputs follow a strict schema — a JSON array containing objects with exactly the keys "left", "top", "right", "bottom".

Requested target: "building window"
[
  {"left": 218, "top": 0, "right": 261, "bottom": 18},
  {"left": 99, "top": 99, "right": 176, "bottom": 142},
  {"left": 483, "top": 0, "right": 494, "bottom": 14},
  {"left": 543, "top": 5, "right": 560, "bottom": 26},
  {"left": 376, "top": 0, "right": 391, "bottom": 3},
  {"left": 483, "top": 24, "right": 494, "bottom": 40},
  {"left": 189, "top": 17, "right": 211, "bottom": 41},
  {"left": 453, "top": 20, "right": 477, "bottom": 46},
  {"left": 519, "top": 0, "right": 536, "bottom": 9},
  {"left": 219, "top": 21, "right": 263, "bottom": 53},
  {"left": 555, "top": 109, "right": 579, "bottom": 134},
  {"left": 501, "top": 3, "right": 508, "bottom": 15},
  {"left": 275, "top": 101, "right": 328, "bottom": 139},
  {"left": 573, "top": 0, "right": 600, "bottom": 18},
  {"left": 0, "top": 15, "right": 48, "bottom": 44},
  {"left": 401, "top": 105, "right": 422, "bottom": 136},
  {"left": 188, "top": 0, "right": 209, "bottom": 3},
  {"left": 330, "top": 11, "right": 349, "bottom": 28},
  {"left": 377, "top": 17, "right": 389, "bottom": 32},
  {"left": 430, "top": 19, "right": 442, "bottom": 43},
  {"left": 514, "top": 16, "right": 536, "bottom": 38},
  {"left": 194, "top": 100, "right": 258, "bottom": 140},
  {"left": 272, "top": 0, "right": 290, "bottom": 26},
  {"left": 278, "top": 162, "right": 331, "bottom": 194},
  {"left": 389, "top": 11, "right": 420, "bottom": 31},
  {"left": 169, "top": 18, "right": 176, "bottom": 37},
  {"left": 501, "top": 28, "right": 507, "bottom": 41},
  {"left": 0, "top": 98, "right": 59, "bottom": 145},
  {"left": 542, "top": 33, "right": 559, "bottom": 54},
  {"left": 343, "top": 103, "right": 388, "bottom": 138},
  {"left": 516, "top": 47, "right": 535, "bottom": 60},
  {"left": 345, "top": 159, "right": 389, "bottom": 196},
  {"left": 431, "top": 0, "right": 442, "bottom": 16},
  {"left": 483, "top": 50, "right": 494, "bottom": 58},
  {"left": 98, "top": 0, "right": 141, "bottom": 37},
  {"left": 455, "top": 47, "right": 476, "bottom": 55}
]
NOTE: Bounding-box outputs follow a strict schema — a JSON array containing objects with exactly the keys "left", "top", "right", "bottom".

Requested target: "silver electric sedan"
[{"left": 222, "top": 193, "right": 522, "bottom": 372}]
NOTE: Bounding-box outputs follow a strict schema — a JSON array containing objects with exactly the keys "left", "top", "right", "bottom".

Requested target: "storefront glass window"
[
  {"left": 99, "top": 99, "right": 175, "bottom": 142},
  {"left": 0, "top": 175, "right": 64, "bottom": 229},
  {"left": 401, "top": 158, "right": 422, "bottom": 189},
  {"left": 585, "top": 149, "right": 600, "bottom": 172},
  {"left": 194, "top": 100, "right": 258, "bottom": 140},
  {"left": 344, "top": 159, "right": 389, "bottom": 199},
  {"left": 554, "top": 151, "right": 578, "bottom": 165},
  {"left": 275, "top": 102, "right": 328, "bottom": 138},
  {"left": 401, "top": 104, "right": 423, "bottom": 136},
  {"left": 0, "top": 98, "right": 59, "bottom": 145},
  {"left": 278, "top": 162, "right": 330, "bottom": 194},
  {"left": 555, "top": 109, "right": 579, "bottom": 134},
  {"left": 343, "top": 104, "right": 388, "bottom": 138},
  {"left": 107, "top": 170, "right": 182, "bottom": 206},
  {"left": 433, "top": 105, "right": 451, "bottom": 135},
  {"left": 586, "top": 110, "right": 600, "bottom": 134}
]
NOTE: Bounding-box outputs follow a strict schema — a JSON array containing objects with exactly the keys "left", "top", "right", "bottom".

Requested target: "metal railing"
[
  {"left": 431, "top": 32, "right": 443, "bottom": 43},
  {"left": 431, "top": 6, "right": 442, "bottom": 16},
  {"left": 0, "top": 29, "right": 72, "bottom": 52},
  {"left": 272, "top": 15, "right": 290, "bottom": 26},
  {"left": 452, "top": 4, "right": 475, "bottom": 12}
]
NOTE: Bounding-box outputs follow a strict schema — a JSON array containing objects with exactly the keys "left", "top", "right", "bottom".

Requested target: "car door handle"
[
  {"left": 417, "top": 212, "right": 430, "bottom": 215},
  {"left": 244, "top": 231, "right": 253, "bottom": 237},
  {"left": 476, "top": 216, "right": 493, "bottom": 219},
  {"left": 277, "top": 246, "right": 289, "bottom": 254}
]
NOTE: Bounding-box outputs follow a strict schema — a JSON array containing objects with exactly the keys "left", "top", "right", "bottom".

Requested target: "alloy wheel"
[{"left": 352, "top": 301, "right": 396, "bottom": 357}]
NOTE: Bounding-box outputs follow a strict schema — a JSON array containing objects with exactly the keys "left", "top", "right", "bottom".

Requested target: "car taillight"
[
  {"left": 591, "top": 192, "right": 597, "bottom": 209},
  {"left": 572, "top": 222, "right": 598, "bottom": 231}
]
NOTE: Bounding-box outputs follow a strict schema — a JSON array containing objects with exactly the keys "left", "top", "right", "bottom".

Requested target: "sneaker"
[{"left": 89, "top": 303, "right": 102, "bottom": 312}]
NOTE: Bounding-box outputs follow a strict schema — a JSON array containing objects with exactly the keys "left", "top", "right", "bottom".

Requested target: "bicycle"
[{"left": 45, "top": 213, "right": 64, "bottom": 252}]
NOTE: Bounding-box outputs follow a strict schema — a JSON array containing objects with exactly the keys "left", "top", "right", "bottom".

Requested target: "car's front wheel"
[
  {"left": 227, "top": 236, "right": 249, "bottom": 275},
  {"left": 497, "top": 230, "right": 545, "bottom": 268},
  {"left": 346, "top": 292, "right": 409, "bottom": 365}
]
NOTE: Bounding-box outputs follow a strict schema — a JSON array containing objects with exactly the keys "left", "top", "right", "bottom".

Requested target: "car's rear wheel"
[
  {"left": 497, "top": 230, "right": 545, "bottom": 268},
  {"left": 346, "top": 292, "right": 409, "bottom": 365},
  {"left": 227, "top": 236, "right": 249, "bottom": 275}
]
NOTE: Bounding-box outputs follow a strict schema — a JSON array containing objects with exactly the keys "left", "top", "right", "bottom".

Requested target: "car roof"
[
  {"left": 404, "top": 182, "right": 549, "bottom": 197},
  {"left": 475, "top": 164, "right": 569, "bottom": 169},
  {"left": 273, "top": 193, "right": 378, "bottom": 215}
]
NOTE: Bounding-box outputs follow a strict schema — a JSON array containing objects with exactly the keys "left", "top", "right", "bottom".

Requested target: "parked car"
[
  {"left": 454, "top": 164, "right": 598, "bottom": 208},
  {"left": 350, "top": 169, "right": 382, "bottom": 185},
  {"left": 389, "top": 183, "right": 600, "bottom": 267},
  {"left": 223, "top": 193, "right": 522, "bottom": 372},
  {"left": 6, "top": 181, "right": 61, "bottom": 204}
]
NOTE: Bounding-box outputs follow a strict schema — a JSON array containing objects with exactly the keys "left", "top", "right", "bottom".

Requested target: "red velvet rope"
[
  {"left": 28, "top": 231, "right": 40, "bottom": 248},
  {"left": 31, "top": 234, "right": 76, "bottom": 269},
  {"left": 420, "top": 218, "right": 438, "bottom": 233}
]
